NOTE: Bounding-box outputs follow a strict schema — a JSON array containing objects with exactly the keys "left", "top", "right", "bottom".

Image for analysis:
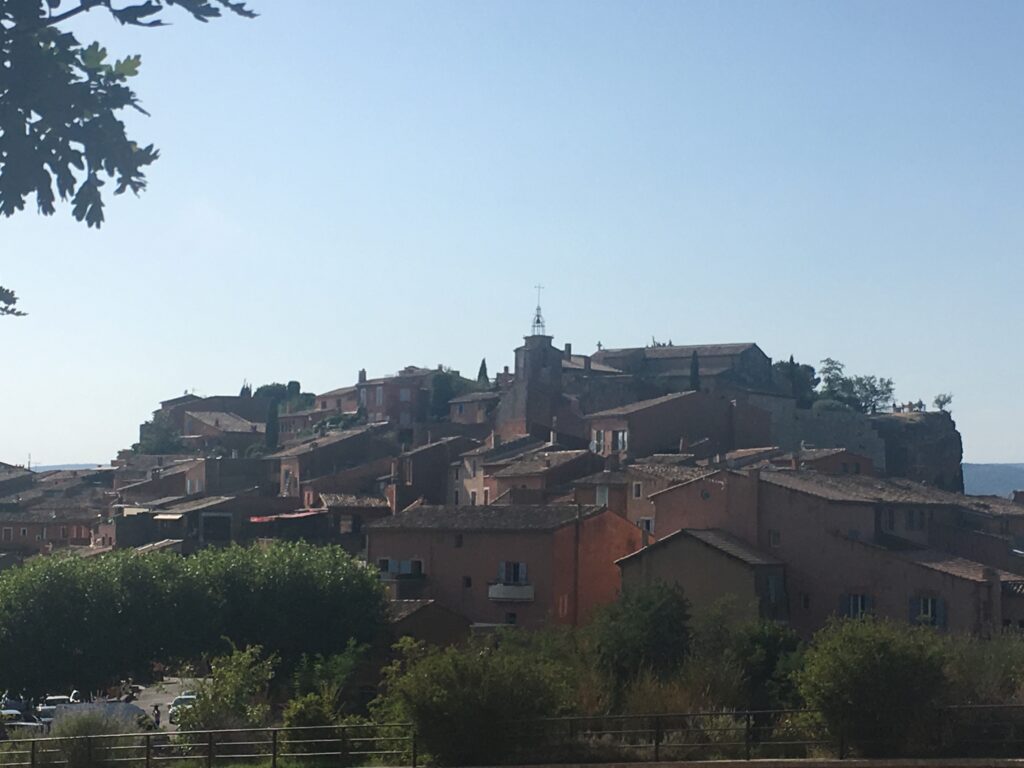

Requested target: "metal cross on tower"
[{"left": 531, "top": 284, "right": 546, "bottom": 335}]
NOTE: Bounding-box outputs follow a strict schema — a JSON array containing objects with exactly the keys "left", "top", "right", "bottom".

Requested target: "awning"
[
  {"left": 153, "top": 513, "right": 184, "bottom": 521},
  {"left": 249, "top": 510, "right": 323, "bottom": 524}
]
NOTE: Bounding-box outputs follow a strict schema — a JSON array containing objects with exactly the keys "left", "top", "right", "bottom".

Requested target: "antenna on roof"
[{"left": 531, "top": 284, "right": 546, "bottom": 335}]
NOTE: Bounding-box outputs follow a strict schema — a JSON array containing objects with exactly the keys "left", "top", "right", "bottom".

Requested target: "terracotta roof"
[
  {"left": 617, "top": 527, "right": 782, "bottom": 567},
  {"left": 759, "top": 470, "right": 954, "bottom": 505},
  {"left": 185, "top": 411, "right": 264, "bottom": 434},
  {"left": 586, "top": 392, "right": 695, "bottom": 419},
  {"left": 389, "top": 599, "right": 435, "bottom": 622},
  {"left": 448, "top": 391, "right": 500, "bottom": 404},
  {"left": 898, "top": 548, "right": 1022, "bottom": 583},
  {"left": 317, "top": 386, "right": 356, "bottom": 398},
  {"left": 320, "top": 493, "right": 389, "bottom": 509},
  {"left": 727, "top": 447, "right": 781, "bottom": 461},
  {"left": 491, "top": 450, "right": 589, "bottom": 478},
  {"left": 402, "top": 436, "right": 477, "bottom": 457},
  {"left": 268, "top": 427, "right": 371, "bottom": 458},
  {"left": 368, "top": 504, "right": 604, "bottom": 532},
  {"left": 630, "top": 463, "right": 711, "bottom": 484},
  {"left": 575, "top": 470, "right": 633, "bottom": 486},
  {"left": 461, "top": 436, "right": 547, "bottom": 460}
]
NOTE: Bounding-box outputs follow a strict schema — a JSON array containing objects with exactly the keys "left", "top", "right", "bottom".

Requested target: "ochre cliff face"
[{"left": 870, "top": 411, "right": 964, "bottom": 492}]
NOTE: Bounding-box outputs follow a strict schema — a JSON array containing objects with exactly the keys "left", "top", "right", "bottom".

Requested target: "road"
[{"left": 132, "top": 676, "right": 199, "bottom": 732}]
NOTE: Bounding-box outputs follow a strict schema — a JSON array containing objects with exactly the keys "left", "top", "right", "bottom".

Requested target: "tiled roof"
[
  {"left": 586, "top": 392, "right": 695, "bottom": 419},
  {"left": 268, "top": 427, "right": 371, "bottom": 458},
  {"left": 599, "top": 343, "right": 760, "bottom": 359},
  {"left": 617, "top": 527, "right": 782, "bottom": 567},
  {"left": 727, "top": 447, "right": 781, "bottom": 461},
  {"left": 491, "top": 450, "right": 589, "bottom": 478},
  {"left": 185, "top": 411, "right": 264, "bottom": 434},
  {"left": 389, "top": 599, "right": 435, "bottom": 622},
  {"left": 448, "top": 391, "right": 500, "bottom": 404},
  {"left": 158, "top": 496, "right": 234, "bottom": 515},
  {"left": 320, "top": 493, "right": 389, "bottom": 509},
  {"left": 776, "top": 448, "right": 854, "bottom": 462},
  {"left": 630, "top": 463, "right": 711, "bottom": 484},
  {"left": 369, "top": 504, "right": 604, "bottom": 532},
  {"left": 898, "top": 548, "right": 1022, "bottom": 583},
  {"left": 759, "top": 470, "right": 955, "bottom": 505},
  {"left": 317, "top": 386, "right": 356, "bottom": 398},
  {"left": 562, "top": 356, "right": 622, "bottom": 374},
  {"left": 402, "top": 436, "right": 477, "bottom": 457},
  {"left": 461, "top": 436, "right": 546, "bottom": 460},
  {"left": 575, "top": 470, "right": 633, "bottom": 486},
  {"left": 0, "top": 464, "right": 32, "bottom": 482}
]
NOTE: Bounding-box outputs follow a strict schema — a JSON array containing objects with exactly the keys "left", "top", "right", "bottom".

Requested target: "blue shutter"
[
  {"left": 909, "top": 597, "right": 920, "bottom": 624},
  {"left": 838, "top": 594, "right": 849, "bottom": 618},
  {"left": 937, "top": 599, "right": 948, "bottom": 630},
  {"left": 498, "top": 562, "right": 507, "bottom": 583},
  {"left": 865, "top": 595, "right": 875, "bottom": 616},
  {"left": 520, "top": 562, "right": 528, "bottom": 584}
]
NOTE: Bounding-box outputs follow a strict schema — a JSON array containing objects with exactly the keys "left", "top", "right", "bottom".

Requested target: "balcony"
[{"left": 487, "top": 582, "right": 535, "bottom": 602}]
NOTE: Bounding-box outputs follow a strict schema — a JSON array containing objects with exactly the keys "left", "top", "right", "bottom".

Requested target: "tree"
[
  {"left": 372, "top": 637, "right": 574, "bottom": 766},
  {"left": 264, "top": 404, "right": 279, "bottom": 451},
  {"left": 589, "top": 583, "right": 691, "bottom": 703},
  {"left": 178, "top": 645, "right": 277, "bottom": 731},
  {"left": 287, "top": 380, "right": 301, "bottom": 399},
  {"left": 773, "top": 356, "right": 819, "bottom": 408},
  {"left": 477, "top": 358, "right": 489, "bottom": 386},
  {"left": 0, "top": 286, "right": 25, "bottom": 316},
  {"left": 254, "top": 382, "right": 288, "bottom": 402},
  {"left": 689, "top": 351, "right": 700, "bottom": 391},
  {"left": 0, "top": 0, "right": 254, "bottom": 230},
  {"left": 796, "top": 618, "right": 949, "bottom": 756},
  {"left": 818, "top": 358, "right": 895, "bottom": 414},
  {"left": 934, "top": 393, "right": 953, "bottom": 412},
  {"left": 850, "top": 375, "right": 895, "bottom": 414},
  {"left": 135, "top": 410, "right": 183, "bottom": 454}
]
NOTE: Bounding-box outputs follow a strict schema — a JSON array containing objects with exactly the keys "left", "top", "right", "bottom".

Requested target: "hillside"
[{"left": 963, "top": 463, "right": 1024, "bottom": 497}]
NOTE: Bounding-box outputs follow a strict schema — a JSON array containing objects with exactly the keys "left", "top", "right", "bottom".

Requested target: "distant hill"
[{"left": 963, "top": 463, "right": 1024, "bottom": 497}]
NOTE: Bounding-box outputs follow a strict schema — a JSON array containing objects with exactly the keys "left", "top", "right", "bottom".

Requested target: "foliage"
[
  {"left": 773, "top": 356, "right": 819, "bottom": 408},
  {"left": 429, "top": 369, "right": 476, "bottom": 421},
  {"left": 47, "top": 710, "right": 140, "bottom": 768},
  {"left": 0, "top": 0, "right": 253, "bottom": 229},
  {"left": 178, "top": 645, "right": 276, "bottom": 731},
  {"left": 265, "top": 405, "right": 279, "bottom": 451},
  {"left": 689, "top": 351, "right": 700, "bottom": 392},
  {"left": 477, "top": 358, "right": 489, "bottom": 385},
  {"left": 0, "top": 542, "right": 387, "bottom": 696},
  {"left": 372, "top": 636, "right": 574, "bottom": 766},
  {"left": 934, "top": 393, "right": 953, "bottom": 412},
  {"left": 291, "top": 640, "right": 367, "bottom": 719},
  {"left": 287, "top": 380, "right": 301, "bottom": 399},
  {"left": 818, "top": 358, "right": 895, "bottom": 414},
  {"left": 796, "top": 618, "right": 949, "bottom": 755},
  {"left": 945, "top": 633, "right": 1024, "bottom": 704},
  {"left": 0, "top": 286, "right": 24, "bottom": 316},
  {"left": 135, "top": 410, "right": 183, "bottom": 454},
  {"left": 254, "top": 382, "right": 288, "bottom": 401},
  {"left": 589, "top": 583, "right": 691, "bottom": 704}
]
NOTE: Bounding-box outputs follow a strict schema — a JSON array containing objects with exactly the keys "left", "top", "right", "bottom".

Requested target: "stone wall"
[{"left": 870, "top": 411, "right": 964, "bottom": 492}]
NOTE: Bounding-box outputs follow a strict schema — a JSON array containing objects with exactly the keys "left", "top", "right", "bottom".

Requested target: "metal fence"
[{"left": 4, "top": 705, "right": 1024, "bottom": 767}]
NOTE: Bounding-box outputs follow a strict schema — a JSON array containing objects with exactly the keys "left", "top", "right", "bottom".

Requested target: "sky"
[{"left": 2, "top": 1, "right": 1023, "bottom": 465}]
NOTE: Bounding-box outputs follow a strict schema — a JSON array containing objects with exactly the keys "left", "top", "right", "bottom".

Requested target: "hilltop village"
[{"left": 1, "top": 316, "right": 1016, "bottom": 639}]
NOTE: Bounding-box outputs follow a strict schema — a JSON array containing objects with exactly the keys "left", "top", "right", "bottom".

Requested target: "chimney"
[
  {"left": 358, "top": 369, "right": 367, "bottom": 384},
  {"left": 550, "top": 416, "right": 558, "bottom": 446},
  {"left": 584, "top": 356, "right": 592, "bottom": 372},
  {"left": 503, "top": 365, "right": 510, "bottom": 374},
  {"left": 564, "top": 343, "right": 572, "bottom": 360}
]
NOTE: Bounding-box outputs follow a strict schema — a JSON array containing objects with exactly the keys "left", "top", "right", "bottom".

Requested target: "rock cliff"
[{"left": 869, "top": 411, "right": 964, "bottom": 492}]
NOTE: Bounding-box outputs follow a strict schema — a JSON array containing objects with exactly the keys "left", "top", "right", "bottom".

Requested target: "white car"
[
  {"left": 168, "top": 695, "right": 196, "bottom": 725},
  {"left": 35, "top": 695, "right": 72, "bottom": 724}
]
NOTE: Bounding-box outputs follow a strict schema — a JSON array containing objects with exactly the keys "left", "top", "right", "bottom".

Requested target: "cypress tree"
[{"left": 477, "top": 358, "right": 489, "bottom": 385}]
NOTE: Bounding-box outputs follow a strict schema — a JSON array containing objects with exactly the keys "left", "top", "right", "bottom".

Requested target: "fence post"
[
  {"left": 86, "top": 736, "right": 93, "bottom": 768},
  {"left": 410, "top": 728, "right": 417, "bottom": 768},
  {"left": 206, "top": 732, "right": 214, "bottom": 768},
  {"left": 653, "top": 715, "right": 662, "bottom": 762},
  {"left": 838, "top": 723, "right": 847, "bottom": 760},
  {"left": 745, "top": 711, "right": 752, "bottom": 760},
  {"left": 30, "top": 739, "right": 36, "bottom": 768},
  {"left": 145, "top": 734, "right": 152, "bottom": 768},
  {"left": 271, "top": 729, "right": 278, "bottom": 768}
]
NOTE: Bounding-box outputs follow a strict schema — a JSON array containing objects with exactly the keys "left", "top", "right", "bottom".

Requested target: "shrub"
[
  {"left": 178, "top": 645, "right": 277, "bottom": 731},
  {"left": 796, "top": 618, "right": 948, "bottom": 756},
  {"left": 372, "top": 636, "right": 574, "bottom": 765},
  {"left": 46, "top": 711, "right": 140, "bottom": 768}
]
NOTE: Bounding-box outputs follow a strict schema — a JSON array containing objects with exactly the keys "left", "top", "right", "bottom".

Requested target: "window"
[
  {"left": 471, "top": 460, "right": 477, "bottom": 478},
  {"left": 454, "top": 466, "right": 460, "bottom": 481},
  {"left": 595, "top": 485, "right": 609, "bottom": 506},
  {"left": 769, "top": 529, "right": 781, "bottom": 548},
  {"left": 843, "top": 593, "right": 872, "bottom": 618},
  {"left": 19, "top": 528, "right": 26, "bottom": 538},
  {"left": 639, "top": 518, "right": 654, "bottom": 534},
  {"left": 905, "top": 509, "right": 925, "bottom": 531},
  {"left": 409, "top": 559, "right": 423, "bottom": 576},
  {"left": 454, "top": 533, "right": 463, "bottom": 548},
  {"left": 854, "top": 462, "right": 862, "bottom": 475},
  {"left": 498, "top": 561, "right": 528, "bottom": 584},
  {"left": 593, "top": 429, "right": 605, "bottom": 453},
  {"left": 767, "top": 575, "right": 782, "bottom": 604},
  {"left": 463, "top": 576, "right": 472, "bottom": 589},
  {"left": 453, "top": 489, "right": 460, "bottom": 505},
  {"left": 335, "top": 399, "right": 342, "bottom": 409},
  {"left": 470, "top": 491, "right": 477, "bottom": 506},
  {"left": 377, "top": 558, "right": 391, "bottom": 573},
  {"left": 320, "top": 401, "right": 328, "bottom": 410},
  {"left": 399, "top": 388, "right": 411, "bottom": 402},
  {"left": 483, "top": 488, "right": 490, "bottom": 505},
  {"left": 375, "top": 386, "right": 383, "bottom": 405},
  {"left": 404, "top": 461, "right": 413, "bottom": 485},
  {"left": 457, "top": 404, "right": 465, "bottom": 416},
  {"left": 505, "top": 612, "right": 517, "bottom": 625},
  {"left": 632, "top": 481, "right": 643, "bottom": 500},
  {"left": 911, "top": 596, "right": 945, "bottom": 627},
  {"left": 611, "top": 430, "right": 628, "bottom": 452},
  {"left": 60, "top": 526, "right": 67, "bottom": 539},
  {"left": 1, "top": 528, "right": 10, "bottom": 542},
  {"left": 885, "top": 509, "right": 895, "bottom": 531}
]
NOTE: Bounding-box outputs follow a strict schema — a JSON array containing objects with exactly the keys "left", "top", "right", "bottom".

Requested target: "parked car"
[
  {"left": 35, "top": 695, "right": 72, "bottom": 724},
  {"left": 0, "top": 710, "right": 23, "bottom": 723},
  {"left": 168, "top": 695, "right": 196, "bottom": 725}
]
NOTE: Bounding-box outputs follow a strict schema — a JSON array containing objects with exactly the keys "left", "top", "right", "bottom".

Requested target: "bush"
[
  {"left": 589, "top": 583, "right": 691, "bottom": 706},
  {"left": 372, "top": 637, "right": 574, "bottom": 765},
  {"left": 46, "top": 711, "right": 140, "bottom": 768},
  {"left": 796, "top": 618, "right": 948, "bottom": 756},
  {"left": 178, "top": 645, "right": 276, "bottom": 731}
]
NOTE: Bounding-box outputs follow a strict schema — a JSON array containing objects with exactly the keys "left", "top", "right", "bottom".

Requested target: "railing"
[{"left": 5, "top": 705, "right": 1024, "bottom": 767}]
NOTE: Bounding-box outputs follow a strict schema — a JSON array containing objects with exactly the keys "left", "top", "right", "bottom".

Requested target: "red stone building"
[{"left": 367, "top": 504, "right": 643, "bottom": 628}]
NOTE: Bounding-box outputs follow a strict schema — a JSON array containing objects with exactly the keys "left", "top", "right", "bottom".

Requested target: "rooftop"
[
  {"left": 0, "top": 463, "right": 33, "bottom": 482},
  {"left": 586, "top": 392, "right": 695, "bottom": 419},
  {"left": 317, "top": 386, "right": 356, "bottom": 399},
  {"left": 617, "top": 527, "right": 782, "bottom": 568},
  {"left": 268, "top": 427, "right": 372, "bottom": 458},
  {"left": 320, "top": 493, "right": 389, "bottom": 509},
  {"left": 491, "top": 450, "right": 590, "bottom": 478},
  {"left": 185, "top": 411, "right": 264, "bottom": 434},
  {"left": 369, "top": 504, "right": 605, "bottom": 532},
  {"left": 598, "top": 343, "right": 761, "bottom": 359},
  {"left": 448, "top": 391, "right": 501, "bottom": 405}
]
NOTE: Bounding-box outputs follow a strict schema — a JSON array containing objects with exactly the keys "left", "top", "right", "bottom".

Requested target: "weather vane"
[{"left": 531, "top": 284, "right": 546, "bottom": 335}]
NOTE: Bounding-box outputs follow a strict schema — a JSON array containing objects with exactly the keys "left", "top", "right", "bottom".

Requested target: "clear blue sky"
[{"left": 2, "top": 1, "right": 1023, "bottom": 465}]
